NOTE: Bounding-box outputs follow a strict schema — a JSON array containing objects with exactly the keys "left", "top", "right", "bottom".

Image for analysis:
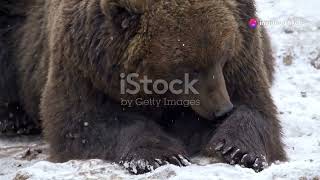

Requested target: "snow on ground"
[{"left": 1, "top": 0, "right": 320, "bottom": 179}]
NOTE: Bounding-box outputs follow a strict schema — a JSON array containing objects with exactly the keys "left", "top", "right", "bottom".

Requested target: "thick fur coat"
[{"left": 0, "top": 0, "right": 286, "bottom": 174}]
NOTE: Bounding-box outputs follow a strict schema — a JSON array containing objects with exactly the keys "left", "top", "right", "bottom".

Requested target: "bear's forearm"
[
  {"left": 40, "top": 77, "right": 187, "bottom": 166},
  {"left": 224, "top": 105, "right": 285, "bottom": 159},
  {"left": 234, "top": 105, "right": 286, "bottom": 162},
  {"left": 204, "top": 105, "right": 287, "bottom": 171}
]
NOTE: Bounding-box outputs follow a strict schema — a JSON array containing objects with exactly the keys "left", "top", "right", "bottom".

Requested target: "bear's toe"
[
  {"left": 120, "top": 151, "right": 190, "bottom": 174},
  {"left": 205, "top": 138, "right": 268, "bottom": 172}
]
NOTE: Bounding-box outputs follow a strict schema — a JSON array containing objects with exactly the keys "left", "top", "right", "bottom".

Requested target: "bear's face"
[{"left": 101, "top": 0, "right": 242, "bottom": 120}]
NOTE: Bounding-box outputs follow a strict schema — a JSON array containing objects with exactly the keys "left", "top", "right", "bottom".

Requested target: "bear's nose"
[{"left": 214, "top": 103, "right": 234, "bottom": 118}]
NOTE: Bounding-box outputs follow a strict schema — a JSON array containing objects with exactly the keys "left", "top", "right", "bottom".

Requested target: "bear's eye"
[{"left": 192, "top": 69, "right": 200, "bottom": 76}]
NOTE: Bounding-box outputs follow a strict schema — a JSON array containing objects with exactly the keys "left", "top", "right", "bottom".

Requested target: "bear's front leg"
[
  {"left": 117, "top": 120, "right": 191, "bottom": 174},
  {"left": 40, "top": 74, "right": 190, "bottom": 175},
  {"left": 204, "top": 105, "right": 287, "bottom": 172}
]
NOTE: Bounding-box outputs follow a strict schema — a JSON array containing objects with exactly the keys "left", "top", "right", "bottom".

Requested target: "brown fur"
[{"left": 0, "top": 0, "right": 286, "bottom": 174}]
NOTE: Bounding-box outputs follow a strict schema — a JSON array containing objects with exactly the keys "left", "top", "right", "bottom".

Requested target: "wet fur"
[{"left": 0, "top": 0, "right": 286, "bottom": 174}]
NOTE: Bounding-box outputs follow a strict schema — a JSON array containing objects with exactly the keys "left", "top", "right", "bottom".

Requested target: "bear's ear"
[
  {"left": 100, "top": 0, "right": 149, "bottom": 15},
  {"left": 101, "top": 0, "right": 149, "bottom": 29}
]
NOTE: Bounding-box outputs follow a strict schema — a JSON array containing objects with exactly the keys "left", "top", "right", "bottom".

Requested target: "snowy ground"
[{"left": 1, "top": 0, "right": 320, "bottom": 179}]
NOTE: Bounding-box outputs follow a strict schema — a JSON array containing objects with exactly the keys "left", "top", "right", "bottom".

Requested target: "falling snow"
[{"left": 1, "top": 0, "right": 320, "bottom": 179}]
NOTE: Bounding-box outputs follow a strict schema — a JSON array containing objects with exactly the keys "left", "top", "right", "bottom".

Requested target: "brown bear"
[{"left": 0, "top": 0, "right": 287, "bottom": 174}]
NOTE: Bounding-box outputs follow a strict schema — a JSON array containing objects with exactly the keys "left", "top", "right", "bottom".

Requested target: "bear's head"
[
  {"left": 99, "top": 0, "right": 245, "bottom": 120},
  {"left": 89, "top": 0, "right": 247, "bottom": 120}
]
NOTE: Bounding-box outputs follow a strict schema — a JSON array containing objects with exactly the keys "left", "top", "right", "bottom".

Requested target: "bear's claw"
[
  {"left": 211, "top": 140, "right": 268, "bottom": 172},
  {"left": 120, "top": 154, "right": 191, "bottom": 174}
]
